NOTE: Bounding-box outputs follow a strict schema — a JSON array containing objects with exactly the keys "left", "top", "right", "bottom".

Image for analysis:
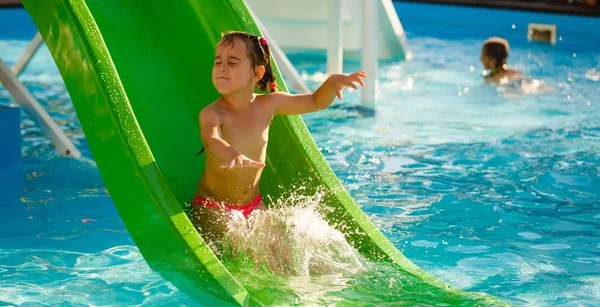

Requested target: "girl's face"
[
  {"left": 480, "top": 47, "right": 496, "bottom": 70},
  {"left": 212, "top": 38, "right": 257, "bottom": 95}
]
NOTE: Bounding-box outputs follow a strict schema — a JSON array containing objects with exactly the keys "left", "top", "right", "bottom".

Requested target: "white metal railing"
[
  {"left": 245, "top": 4, "right": 311, "bottom": 94},
  {"left": 12, "top": 32, "right": 43, "bottom": 76},
  {"left": 361, "top": 0, "right": 378, "bottom": 114},
  {"left": 327, "top": 0, "right": 343, "bottom": 75},
  {"left": 0, "top": 33, "right": 81, "bottom": 158}
]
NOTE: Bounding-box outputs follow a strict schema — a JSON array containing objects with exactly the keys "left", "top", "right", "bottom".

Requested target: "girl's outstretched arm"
[{"left": 272, "top": 70, "right": 367, "bottom": 115}]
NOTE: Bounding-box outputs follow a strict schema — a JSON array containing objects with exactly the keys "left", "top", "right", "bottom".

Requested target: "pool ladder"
[{"left": 0, "top": 32, "right": 81, "bottom": 158}]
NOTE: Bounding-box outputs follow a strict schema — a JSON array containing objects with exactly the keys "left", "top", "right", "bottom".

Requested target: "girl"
[{"left": 191, "top": 31, "right": 366, "bottom": 247}]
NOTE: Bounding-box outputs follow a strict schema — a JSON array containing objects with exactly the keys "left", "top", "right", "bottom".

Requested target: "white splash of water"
[
  {"left": 221, "top": 193, "right": 364, "bottom": 277},
  {"left": 496, "top": 78, "right": 554, "bottom": 98},
  {"left": 586, "top": 68, "right": 600, "bottom": 82}
]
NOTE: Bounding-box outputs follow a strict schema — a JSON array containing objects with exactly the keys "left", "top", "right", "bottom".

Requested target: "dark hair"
[
  {"left": 483, "top": 41, "right": 509, "bottom": 69},
  {"left": 218, "top": 31, "right": 277, "bottom": 93}
]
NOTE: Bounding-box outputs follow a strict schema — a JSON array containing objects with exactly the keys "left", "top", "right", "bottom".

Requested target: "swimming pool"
[{"left": 1, "top": 2, "right": 600, "bottom": 306}]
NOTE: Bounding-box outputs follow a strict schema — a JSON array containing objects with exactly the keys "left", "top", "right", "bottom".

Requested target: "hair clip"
[
  {"left": 259, "top": 37, "right": 268, "bottom": 45},
  {"left": 269, "top": 82, "right": 277, "bottom": 90}
]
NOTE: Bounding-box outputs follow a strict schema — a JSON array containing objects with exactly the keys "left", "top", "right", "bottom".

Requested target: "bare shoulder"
[
  {"left": 487, "top": 70, "right": 524, "bottom": 84},
  {"left": 199, "top": 101, "right": 223, "bottom": 123},
  {"left": 253, "top": 92, "right": 290, "bottom": 112},
  {"left": 507, "top": 69, "right": 523, "bottom": 78},
  {"left": 503, "top": 70, "right": 525, "bottom": 83},
  {"left": 256, "top": 92, "right": 294, "bottom": 102}
]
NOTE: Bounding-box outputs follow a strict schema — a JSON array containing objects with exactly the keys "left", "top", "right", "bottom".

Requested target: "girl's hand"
[
  {"left": 220, "top": 154, "right": 265, "bottom": 170},
  {"left": 328, "top": 70, "right": 367, "bottom": 100}
]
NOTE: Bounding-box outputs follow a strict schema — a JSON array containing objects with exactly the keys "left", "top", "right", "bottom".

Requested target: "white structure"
[
  {"left": 0, "top": 34, "right": 80, "bottom": 158},
  {"left": 361, "top": 0, "right": 378, "bottom": 112},
  {"left": 245, "top": 0, "right": 411, "bottom": 114},
  {"left": 246, "top": 4, "right": 311, "bottom": 94},
  {"left": 245, "top": 0, "right": 410, "bottom": 61},
  {"left": 12, "top": 32, "right": 43, "bottom": 76},
  {"left": 327, "top": 0, "right": 343, "bottom": 76},
  {"left": 527, "top": 23, "right": 557, "bottom": 45}
]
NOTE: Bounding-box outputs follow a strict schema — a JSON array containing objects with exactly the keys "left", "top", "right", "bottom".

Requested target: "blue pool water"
[{"left": 2, "top": 3, "right": 600, "bottom": 306}]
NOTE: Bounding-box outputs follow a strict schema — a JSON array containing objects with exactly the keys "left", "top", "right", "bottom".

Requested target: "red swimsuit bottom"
[{"left": 192, "top": 194, "right": 262, "bottom": 218}]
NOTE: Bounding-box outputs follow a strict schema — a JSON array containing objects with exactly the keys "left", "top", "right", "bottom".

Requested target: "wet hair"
[
  {"left": 197, "top": 31, "right": 277, "bottom": 156},
  {"left": 218, "top": 31, "right": 277, "bottom": 93},
  {"left": 483, "top": 37, "right": 510, "bottom": 69}
]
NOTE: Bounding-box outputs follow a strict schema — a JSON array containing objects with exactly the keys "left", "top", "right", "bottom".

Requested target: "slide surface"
[{"left": 21, "top": 0, "right": 509, "bottom": 305}]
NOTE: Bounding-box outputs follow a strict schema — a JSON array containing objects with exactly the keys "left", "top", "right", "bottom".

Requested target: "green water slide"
[{"left": 21, "top": 0, "right": 510, "bottom": 305}]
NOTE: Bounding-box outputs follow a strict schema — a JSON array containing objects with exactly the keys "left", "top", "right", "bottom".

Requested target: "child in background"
[{"left": 480, "top": 37, "right": 523, "bottom": 83}]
